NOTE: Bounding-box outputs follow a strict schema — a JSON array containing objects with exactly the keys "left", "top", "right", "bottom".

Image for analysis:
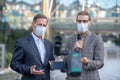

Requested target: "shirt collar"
[{"left": 31, "top": 32, "right": 41, "bottom": 42}]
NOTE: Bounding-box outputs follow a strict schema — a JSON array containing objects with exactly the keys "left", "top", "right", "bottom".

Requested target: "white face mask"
[
  {"left": 77, "top": 23, "right": 88, "bottom": 33},
  {"left": 34, "top": 26, "right": 46, "bottom": 36}
]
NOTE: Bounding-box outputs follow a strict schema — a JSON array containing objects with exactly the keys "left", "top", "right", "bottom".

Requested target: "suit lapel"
[
  {"left": 83, "top": 32, "right": 92, "bottom": 53},
  {"left": 43, "top": 39, "right": 49, "bottom": 64},
  {"left": 27, "top": 35, "right": 42, "bottom": 64}
]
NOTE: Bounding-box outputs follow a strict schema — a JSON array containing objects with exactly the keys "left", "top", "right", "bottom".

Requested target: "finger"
[
  {"left": 55, "top": 56, "right": 61, "bottom": 61},
  {"left": 32, "top": 70, "right": 45, "bottom": 75},
  {"left": 78, "top": 40, "right": 83, "bottom": 43},
  {"left": 83, "top": 57, "right": 88, "bottom": 61},
  {"left": 39, "top": 70, "right": 45, "bottom": 74},
  {"left": 81, "top": 57, "right": 87, "bottom": 62},
  {"left": 31, "top": 65, "right": 37, "bottom": 74},
  {"left": 31, "top": 65, "right": 36, "bottom": 70},
  {"left": 33, "top": 65, "right": 36, "bottom": 68},
  {"left": 82, "top": 57, "right": 89, "bottom": 64},
  {"left": 49, "top": 61, "right": 52, "bottom": 65}
]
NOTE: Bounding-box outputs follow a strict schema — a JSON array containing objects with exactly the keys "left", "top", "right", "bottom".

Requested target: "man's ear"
[
  {"left": 32, "top": 22, "right": 34, "bottom": 26},
  {"left": 88, "top": 21, "right": 91, "bottom": 26},
  {"left": 32, "top": 22, "right": 35, "bottom": 30}
]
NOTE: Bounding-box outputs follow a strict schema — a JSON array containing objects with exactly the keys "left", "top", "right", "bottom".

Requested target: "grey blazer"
[{"left": 65, "top": 31, "right": 104, "bottom": 80}]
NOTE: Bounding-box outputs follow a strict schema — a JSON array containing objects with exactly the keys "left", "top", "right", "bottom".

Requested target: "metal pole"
[
  {"left": 0, "top": 44, "right": 5, "bottom": 69},
  {"left": 42, "top": 0, "right": 47, "bottom": 16}
]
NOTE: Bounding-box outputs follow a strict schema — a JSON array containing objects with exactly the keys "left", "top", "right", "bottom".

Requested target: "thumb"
[{"left": 32, "top": 65, "right": 36, "bottom": 69}]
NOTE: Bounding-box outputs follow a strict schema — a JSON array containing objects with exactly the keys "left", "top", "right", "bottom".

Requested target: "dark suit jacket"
[
  {"left": 10, "top": 34, "right": 55, "bottom": 80},
  {"left": 65, "top": 31, "right": 104, "bottom": 80}
]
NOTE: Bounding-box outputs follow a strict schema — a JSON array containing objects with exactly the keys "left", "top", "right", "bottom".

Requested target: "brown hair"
[
  {"left": 76, "top": 11, "right": 91, "bottom": 21},
  {"left": 33, "top": 14, "right": 48, "bottom": 23}
]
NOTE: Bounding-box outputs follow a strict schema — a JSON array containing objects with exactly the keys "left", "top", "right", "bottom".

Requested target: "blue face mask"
[
  {"left": 77, "top": 23, "right": 88, "bottom": 33},
  {"left": 35, "top": 26, "right": 46, "bottom": 36}
]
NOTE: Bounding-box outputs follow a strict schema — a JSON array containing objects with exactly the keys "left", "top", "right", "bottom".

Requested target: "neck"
[
  {"left": 33, "top": 32, "right": 42, "bottom": 39},
  {"left": 78, "top": 31, "right": 88, "bottom": 38}
]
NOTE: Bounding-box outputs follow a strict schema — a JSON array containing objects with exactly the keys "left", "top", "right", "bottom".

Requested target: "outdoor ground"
[{"left": 0, "top": 72, "right": 20, "bottom": 80}]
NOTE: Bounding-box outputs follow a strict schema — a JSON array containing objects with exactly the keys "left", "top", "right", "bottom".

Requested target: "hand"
[
  {"left": 55, "top": 56, "right": 62, "bottom": 61},
  {"left": 48, "top": 56, "right": 61, "bottom": 66},
  {"left": 49, "top": 61, "right": 53, "bottom": 66},
  {"left": 31, "top": 65, "right": 44, "bottom": 75},
  {"left": 81, "top": 57, "right": 89, "bottom": 65},
  {"left": 73, "top": 41, "right": 83, "bottom": 49}
]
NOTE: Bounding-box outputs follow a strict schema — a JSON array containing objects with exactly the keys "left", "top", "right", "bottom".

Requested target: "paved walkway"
[
  {"left": 0, "top": 59, "right": 120, "bottom": 80},
  {"left": 51, "top": 70, "right": 66, "bottom": 80}
]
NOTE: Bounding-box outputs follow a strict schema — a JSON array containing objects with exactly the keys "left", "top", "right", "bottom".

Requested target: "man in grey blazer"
[
  {"left": 64, "top": 11, "right": 104, "bottom": 80},
  {"left": 10, "top": 14, "right": 55, "bottom": 80}
]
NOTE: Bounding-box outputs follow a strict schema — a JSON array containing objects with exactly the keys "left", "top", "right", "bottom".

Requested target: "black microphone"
[
  {"left": 74, "top": 34, "right": 82, "bottom": 52},
  {"left": 77, "top": 34, "right": 81, "bottom": 41}
]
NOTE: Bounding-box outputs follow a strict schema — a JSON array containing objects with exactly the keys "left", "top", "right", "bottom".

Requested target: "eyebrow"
[
  {"left": 76, "top": 20, "right": 89, "bottom": 23},
  {"left": 38, "top": 23, "right": 47, "bottom": 27}
]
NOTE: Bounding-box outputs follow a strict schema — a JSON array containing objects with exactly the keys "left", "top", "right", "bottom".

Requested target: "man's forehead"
[
  {"left": 34, "top": 18, "right": 47, "bottom": 24},
  {"left": 36, "top": 18, "right": 47, "bottom": 21},
  {"left": 77, "top": 15, "right": 89, "bottom": 19}
]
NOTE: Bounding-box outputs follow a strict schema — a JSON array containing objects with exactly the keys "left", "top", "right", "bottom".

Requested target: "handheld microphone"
[
  {"left": 77, "top": 34, "right": 81, "bottom": 41},
  {"left": 75, "top": 34, "right": 82, "bottom": 52}
]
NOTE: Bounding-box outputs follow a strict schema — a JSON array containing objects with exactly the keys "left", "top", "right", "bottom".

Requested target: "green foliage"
[
  {"left": 0, "top": 28, "right": 32, "bottom": 67},
  {"left": 5, "top": 52, "right": 12, "bottom": 67},
  {"left": 6, "top": 29, "right": 32, "bottom": 52}
]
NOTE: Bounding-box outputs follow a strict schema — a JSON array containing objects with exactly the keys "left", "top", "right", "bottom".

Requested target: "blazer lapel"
[
  {"left": 82, "top": 32, "right": 92, "bottom": 54},
  {"left": 43, "top": 39, "right": 49, "bottom": 64},
  {"left": 27, "top": 35, "right": 42, "bottom": 64}
]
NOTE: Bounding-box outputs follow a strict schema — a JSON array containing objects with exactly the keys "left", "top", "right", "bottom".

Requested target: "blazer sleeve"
[
  {"left": 50, "top": 42, "right": 55, "bottom": 61},
  {"left": 84, "top": 35, "right": 104, "bottom": 70},
  {"left": 10, "top": 40, "right": 31, "bottom": 75}
]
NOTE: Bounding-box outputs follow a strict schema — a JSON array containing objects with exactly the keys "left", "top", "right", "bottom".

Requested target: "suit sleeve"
[
  {"left": 49, "top": 42, "right": 55, "bottom": 61},
  {"left": 10, "top": 40, "right": 31, "bottom": 75},
  {"left": 84, "top": 35, "right": 104, "bottom": 70}
]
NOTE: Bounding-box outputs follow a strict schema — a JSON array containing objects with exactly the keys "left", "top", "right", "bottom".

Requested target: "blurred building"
[{"left": 1, "top": 0, "right": 119, "bottom": 30}]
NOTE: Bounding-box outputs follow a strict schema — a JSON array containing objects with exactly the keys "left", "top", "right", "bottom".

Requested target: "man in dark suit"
[
  {"left": 64, "top": 11, "right": 104, "bottom": 80},
  {"left": 10, "top": 14, "right": 55, "bottom": 80}
]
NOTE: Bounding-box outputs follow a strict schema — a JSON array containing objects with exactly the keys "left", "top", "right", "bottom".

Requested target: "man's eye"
[{"left": 39, "top": 24, "right": 46, "bottom": 27}]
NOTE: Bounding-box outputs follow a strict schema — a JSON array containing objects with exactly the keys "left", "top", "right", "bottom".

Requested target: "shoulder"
[
  {"left": 44, "top": 38, "right": 53, "bottom": 45},
  {"left": 17, "top": 36, "right": 29, "bottom": 42},
  {"left": 94, "top": 33, "right": 103, "bottom": 41},
  {"left": 90, "top": 33, "right": 103, "bottom": 44},
  {"left": 15, "top": 35, "right": 32, "bottom": 45},
  {"left": 90, "top": 32, "right": 102, "bottom": 40},
  {"left": 44, "top": 38, "right": 52, "bottom": 42}
]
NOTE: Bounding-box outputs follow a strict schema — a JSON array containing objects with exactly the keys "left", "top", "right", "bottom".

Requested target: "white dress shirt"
[{"left": 31, "top": 32, "right": 46, "bottom": 63}]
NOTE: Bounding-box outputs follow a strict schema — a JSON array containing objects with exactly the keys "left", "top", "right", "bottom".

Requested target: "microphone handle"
[{"left": 77, "top": 34, "right": 82, "bottom": 52}]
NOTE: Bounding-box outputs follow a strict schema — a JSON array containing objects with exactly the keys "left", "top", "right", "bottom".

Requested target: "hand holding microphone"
[
  {"left": 74, "top": 41, "right": 83, "bottom": 49},
  {"left": 73, "top": 34, "right": 83, "bottom": 50}
]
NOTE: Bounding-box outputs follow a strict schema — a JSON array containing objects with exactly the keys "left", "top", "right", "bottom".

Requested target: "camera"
[{"left": 51, "top": 35, "right": 82, "bottom": 77}]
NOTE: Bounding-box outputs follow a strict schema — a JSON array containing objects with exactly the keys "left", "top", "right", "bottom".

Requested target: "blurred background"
[{"left": 0, "top": 0, "right": 120, "bottom": 80}]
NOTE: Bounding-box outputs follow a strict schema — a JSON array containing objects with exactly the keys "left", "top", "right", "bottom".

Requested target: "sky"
[{"left": 7, "top": 0, "right": 120, "bottom": 9}]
